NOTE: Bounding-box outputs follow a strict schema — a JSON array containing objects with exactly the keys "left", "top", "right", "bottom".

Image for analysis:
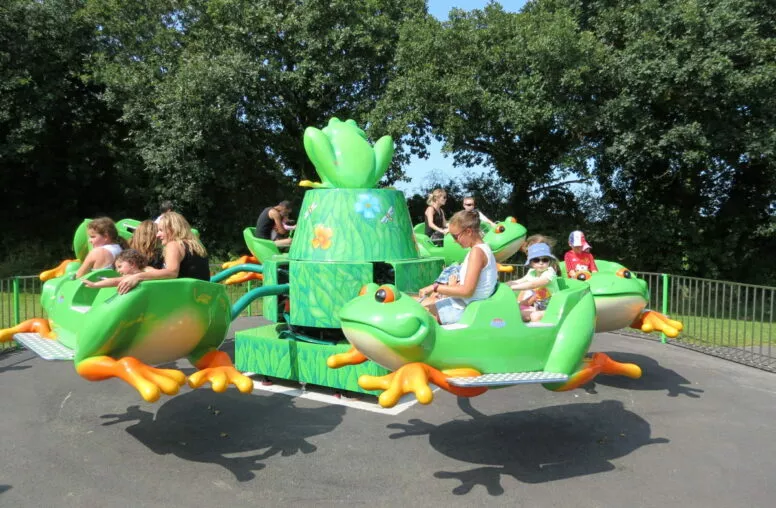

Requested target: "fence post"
[
  {"left": 661, "top": 273, "right": 669, "bottom": 344},
  {"left": 12, "top": 277, "right": 20, "bottom": 325},
  {"left": 247, "top": 281, "right": 253, "bottom": 316}
]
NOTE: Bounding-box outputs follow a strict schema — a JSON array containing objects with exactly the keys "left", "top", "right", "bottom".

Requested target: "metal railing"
[{"left": 2, "top": 266, "right": 775, "bottom": 373}]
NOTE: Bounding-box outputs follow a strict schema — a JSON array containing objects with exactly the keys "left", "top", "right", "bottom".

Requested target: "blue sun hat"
[{"left": 524, "top": 242, "right": 557, "bottom": 266}]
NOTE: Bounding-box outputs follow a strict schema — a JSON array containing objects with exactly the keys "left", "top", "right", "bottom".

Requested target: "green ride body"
[
  {"left": 559, "top": 259, "right": 649, "bottom": 333},
  {"left": 338, "top": 280, "right": 596, "bottom": 382},
  {"left": 415, "top": 219, "right": 527, "bottom": 265},
  {"left": 41, "top": 269, "right": 231, "bottom": 367}
]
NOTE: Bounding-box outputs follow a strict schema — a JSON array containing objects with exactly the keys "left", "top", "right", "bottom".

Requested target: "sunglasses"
[
  {"left": 463, "top": 203, "right": 475, "bottom": 207},
  {"left": 530, "top": 257, "right": 552, "bottom": 264},
  {"left": 451, "top": 229, "right": 468, "bottom": 241}
]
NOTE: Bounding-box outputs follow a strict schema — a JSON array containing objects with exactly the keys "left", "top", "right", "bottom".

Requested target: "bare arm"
[
  {"left": 116, "top": 242, "right": 184, "bottom": 294},
  {"left": 82, "top": 277, "right": 122, "bottom": 289},
  {"left": 508, "top": 272, "right": 553, "bottom": 291},
  {"left": 434, "top": 247, "right": 486, "bottom": 299},
  {"left": 270, "top": 209, "right": 290, "bottom": 234},
  {"left": 75, "top": 248, "right": 113, "bottom": 278}
]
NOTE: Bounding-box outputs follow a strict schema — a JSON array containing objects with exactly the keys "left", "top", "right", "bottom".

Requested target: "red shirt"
[{"left": 564, "top": 250, "right": 598, "bottom": 276}]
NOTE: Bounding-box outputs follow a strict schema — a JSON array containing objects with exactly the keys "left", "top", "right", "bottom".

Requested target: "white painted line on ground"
[{"left": 244, "top": 373, "right": 438, "bottom": 415}]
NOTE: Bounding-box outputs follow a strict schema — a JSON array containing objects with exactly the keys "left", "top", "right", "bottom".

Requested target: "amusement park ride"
[{"left": 0, "top": 118, "right": 682, "bottom": 408}]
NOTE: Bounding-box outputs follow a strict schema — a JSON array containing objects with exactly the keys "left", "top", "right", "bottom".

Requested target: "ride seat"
[{"left": 440, "top": 283, "right": 517, "bottom": 330}]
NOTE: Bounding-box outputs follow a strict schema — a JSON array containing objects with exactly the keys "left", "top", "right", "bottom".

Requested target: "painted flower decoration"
[
  {"left": 311, "top": 224, "right": 333, "bottom": 250},
  {"left": 354, "top": 193, "right": 381, "bottom": 220}
]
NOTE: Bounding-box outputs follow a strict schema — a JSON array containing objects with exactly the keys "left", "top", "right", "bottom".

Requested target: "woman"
[
  {"left": 129, "top": 220, "right": 164, "bottom": 269},
  {"left": 117, "top": 212, "right": 209, "bottom": 294},
  {"left": 417, "top": 210, "right": 498, "bottom": 324},
  {"left": 424, "top": 188, "right": 448, "bottom": 244},
  {"left": 75, "top": 217, "right": 127, "bottom": 278}
]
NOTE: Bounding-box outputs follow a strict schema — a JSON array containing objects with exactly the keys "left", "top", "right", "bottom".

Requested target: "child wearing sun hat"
[
  {"left": 564, "top": 230, "right": 598, "bottom": 279},
  {"left": 508, "top": 242, "right": 560, "bottom": 322}
]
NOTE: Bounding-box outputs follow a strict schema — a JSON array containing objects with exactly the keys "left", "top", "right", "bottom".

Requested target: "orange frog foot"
[
  {"left": 0, "top": 318, "right": 54, "bottom": 342},
  {"left": 327, "top": 346, "right": 368, "bottom": 369},
  {"left": 40, "top": 259, "right": 78, "bottom": 282},
  {"left": 221, "top": 256, "right": 259, "bottom": 269},
  {"left": 631, "top": 310, "right": 683, "bottom": 338},
  {"left": 554, "top": 352, "right": 642, "bottom": 392},
  {"left": 189, "top": 350, "right": 254, "bottom": 395},
  {"left": 76, "top": 356, "right": 187, "bottom": 403},
  {"left": 358, "top": 363, "right": 487, "bottom": 408},
  {"left": 223, "top": 272, "right": 264, "bottom": 285}
]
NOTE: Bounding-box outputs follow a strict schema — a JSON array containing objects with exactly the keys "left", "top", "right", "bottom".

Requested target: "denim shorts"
[{"left": 436, "top": 297, "right": 465, "bottom": 325}]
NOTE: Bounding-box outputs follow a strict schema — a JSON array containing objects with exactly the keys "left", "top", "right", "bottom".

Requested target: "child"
[
  {"left": 74, "top": 217, "right": 128, "bottom": 278},
  {"left": 564, "top": 230, "right": 598, "bottom": 279},
  {"left": 417, "top": 210, "right": 498, "bottom": 324},
  {"left": 83, "top": 250, "right": 147, "bottom": 288},
  {"left": 508, "top": 242, "right": 559, "bottom": 322}
]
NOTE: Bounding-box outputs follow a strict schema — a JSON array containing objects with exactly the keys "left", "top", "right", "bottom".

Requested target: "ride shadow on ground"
[{"left": 387, "top": 397, "right": 668, "bottom": 496}]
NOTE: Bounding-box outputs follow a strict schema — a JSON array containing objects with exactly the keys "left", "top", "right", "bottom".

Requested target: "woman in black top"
[
  {"left": 117, "top": 212, "right": 209, "bottom": 294},
  {"left": 424, "top": 188, "right": 448, "bottom": 245}
]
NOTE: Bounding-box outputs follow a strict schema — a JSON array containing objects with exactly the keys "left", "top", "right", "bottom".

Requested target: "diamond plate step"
[
  {"left": 448, "top": 371, "right": 569, "bottom": 387},
  {"left": 13, "top": 333, "right": 74, "bottom": 361}
]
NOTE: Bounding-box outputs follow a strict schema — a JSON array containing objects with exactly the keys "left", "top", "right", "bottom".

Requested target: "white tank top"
[
  {"left": 452, "top": 243, "right": 498, "bottom": 309},
  {"left": 97, "top": 244, "right": 123, "bottom": 268}
]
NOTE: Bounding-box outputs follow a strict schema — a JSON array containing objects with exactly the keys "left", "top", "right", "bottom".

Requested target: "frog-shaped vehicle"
[
  {"left": 1, "top": 221, "right": 281, "bottom": 402},
  {"left": 327, "top": 280, "right": 642, "bottom": 408}
]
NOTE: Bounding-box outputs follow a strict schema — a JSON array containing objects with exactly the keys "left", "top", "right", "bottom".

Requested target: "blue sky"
[{"left": 395, "top": 0, "right": 528, "bottom": 193}]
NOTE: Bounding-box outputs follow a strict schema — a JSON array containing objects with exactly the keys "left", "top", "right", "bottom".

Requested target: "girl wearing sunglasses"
[
  {"left": 508, "top": 242, "right": 560, "bottom": 322},
  {"left": 417, "top": 210, "right": 498, "bottom": 324}
]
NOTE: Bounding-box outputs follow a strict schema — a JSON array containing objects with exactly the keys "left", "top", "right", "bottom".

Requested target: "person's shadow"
[
  {"left": 387, "top": 398, "right": 668, "bottom": 495},
  {"left": 101, "top": 389, "right": 346, "bottom": 482},
  {"left": 0, "top": 484, "right": 11, "bottom": 495},
  {"left": 581, "top": 351, "right": 704, "bottom": 398}
]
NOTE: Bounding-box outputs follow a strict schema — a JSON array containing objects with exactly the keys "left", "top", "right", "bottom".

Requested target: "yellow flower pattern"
[{"left": 312, "top": 224, "right": 333, "bottom": 250}]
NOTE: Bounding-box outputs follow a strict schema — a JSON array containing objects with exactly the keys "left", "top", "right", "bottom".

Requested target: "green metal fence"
[{"left": 2, "top": 267, "right": 775, "bottom": 373}]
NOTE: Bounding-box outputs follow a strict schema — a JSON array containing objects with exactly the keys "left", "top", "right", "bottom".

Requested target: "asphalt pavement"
[{"left": 1, "top": 321, "right": 775, "bottom": 507}]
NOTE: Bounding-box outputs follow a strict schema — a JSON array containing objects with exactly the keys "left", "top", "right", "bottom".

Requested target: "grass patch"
[{"left": 668, "top": 313, "right": 776, "bottom": 348}]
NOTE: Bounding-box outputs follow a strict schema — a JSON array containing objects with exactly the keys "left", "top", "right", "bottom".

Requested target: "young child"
[
  {"left": 75, "top": 217, "right": 128, "bottom": 278},
  {"left": 508, "top": 242, "right": 559, "bottom": 322},
  {"left": 417, "top": 210, "right": 498, "bottom": 324},
  {"left": 564, "top": 230, "right": 598, "bottom": 279},
  {"left": 83, "top": 249, "right": 147, "bottom": 288}
]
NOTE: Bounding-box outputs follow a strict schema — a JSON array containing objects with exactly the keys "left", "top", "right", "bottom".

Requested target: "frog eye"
[
  {"left": 375, "top": 286, "right": 396, "bottom": 303},
  {"left": 576, "top": 272, "right": 590, "bottom": 281},
  {"left": 359, "top": 285, "right": 369, "bottom": 296},
  {"left": 495, "top": 225, "right": 505, "bottom": 234},
  {"left": 509, "top": 217, "right": 517, "bottom": 223},
  {"left": 616, "top": 268, "right": 632, "bottom": 279}
]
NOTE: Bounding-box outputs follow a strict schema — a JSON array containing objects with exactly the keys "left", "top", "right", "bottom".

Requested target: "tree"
[
  {"left": 0, "top": 0, "right": 142, "bottom": 271},
  {"left": 371, "top": 3, "right": 601, "bottom": 222},
  {"left": 87, "top": 0, "right": 427, "bottom": 250},
  {"left": 544, "top": 0, "right": 776, "bottom": 281}
]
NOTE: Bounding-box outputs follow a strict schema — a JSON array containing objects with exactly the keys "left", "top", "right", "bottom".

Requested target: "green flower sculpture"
[{"left": 301, "top": 117, "right": 394, "bottom": 189}]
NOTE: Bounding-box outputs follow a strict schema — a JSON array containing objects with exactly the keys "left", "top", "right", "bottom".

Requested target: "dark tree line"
[{"left": 1, "top": 0, "right": 774, "bottom": 283}]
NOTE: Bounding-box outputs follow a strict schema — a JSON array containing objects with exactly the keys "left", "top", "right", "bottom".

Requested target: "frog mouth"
[
  {"left": 493, "top": 237, "right": 525, "bottom": 262},
  {"left": 340, "top": 318, "right": 430, "bottom": 371}
]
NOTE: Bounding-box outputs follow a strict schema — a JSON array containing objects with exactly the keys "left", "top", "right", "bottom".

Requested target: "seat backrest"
[{"left": 243, "top": 227, "right": 281, "bottom": 263}]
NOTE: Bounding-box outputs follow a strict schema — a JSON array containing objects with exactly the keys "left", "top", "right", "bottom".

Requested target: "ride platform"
[{"left": 235, "top": 323, "right": 390, "bottom": 395}]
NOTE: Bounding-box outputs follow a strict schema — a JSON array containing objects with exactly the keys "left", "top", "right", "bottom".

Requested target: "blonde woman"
[
  {"left": 117, "top": 212, "right": 209, "bottom": 294},
  {"left": 129, "top": 220, "right": 164, "bottom": 269},
  {"left": 424, "top": 188, "right": 448, "bottom": 244},
  {"left": 417, "top": 210, "right": 498, "bottom": 324}
]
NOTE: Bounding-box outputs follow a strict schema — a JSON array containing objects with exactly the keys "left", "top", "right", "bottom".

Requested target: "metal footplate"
[
  {"left": 13, "top": 333, "right": 74, "bottom": 361},
  {"left": 448, "top": 371, "right": 569, "bottom": 387}
]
